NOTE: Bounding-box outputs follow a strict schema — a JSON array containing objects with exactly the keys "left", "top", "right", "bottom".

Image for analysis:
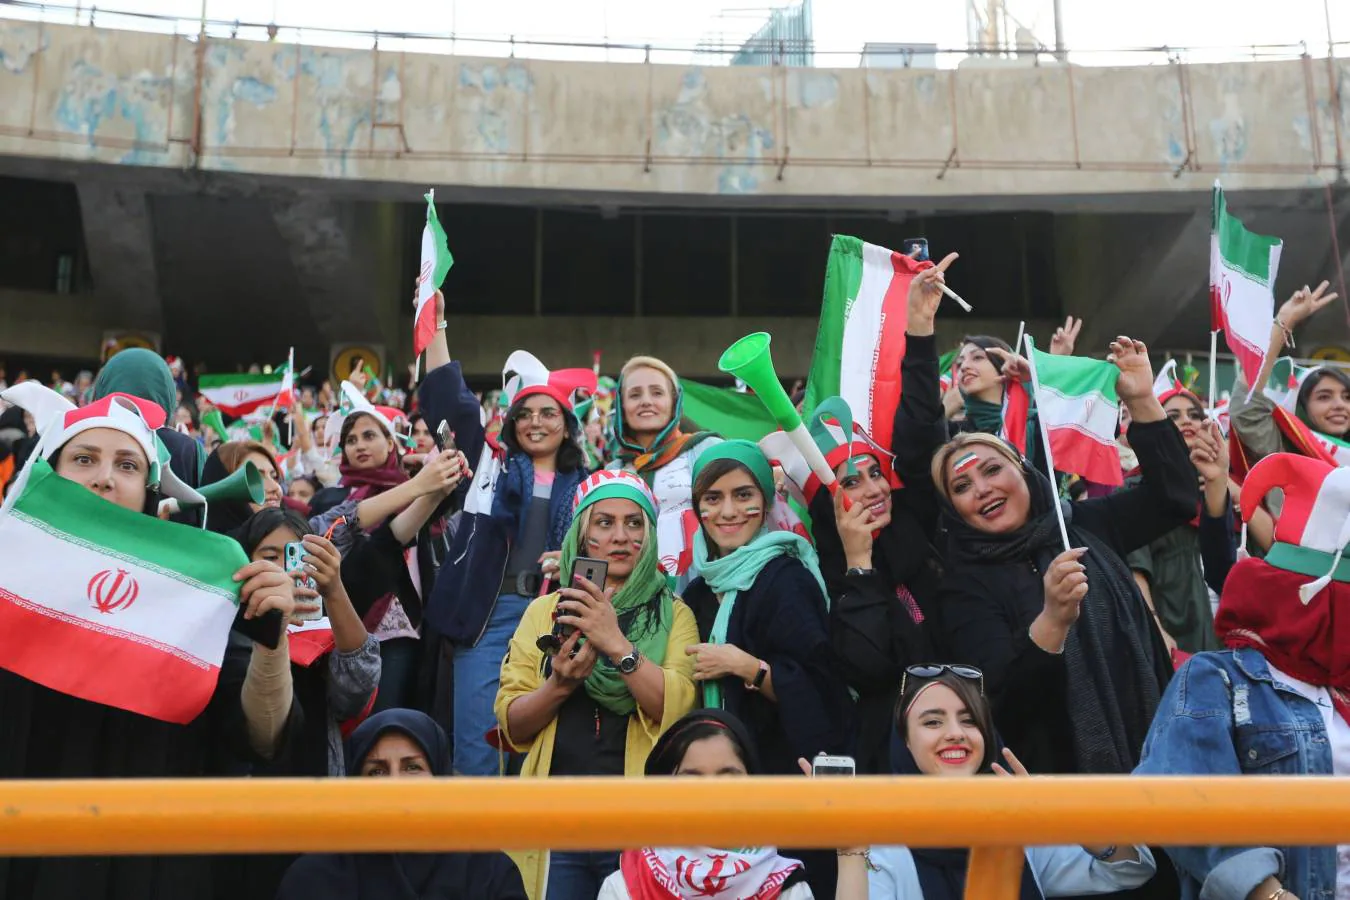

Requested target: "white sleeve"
[
  {"left": 596, "top": 870, "right": 629, "bottom": 900},
  {"left": 1030, "top": 845, "right": 1157, "bottom": 896}
]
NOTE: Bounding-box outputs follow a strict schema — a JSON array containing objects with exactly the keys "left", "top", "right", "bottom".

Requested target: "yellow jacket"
[{"left": 494, "top": 591, "right": 699, "bottom": 900}]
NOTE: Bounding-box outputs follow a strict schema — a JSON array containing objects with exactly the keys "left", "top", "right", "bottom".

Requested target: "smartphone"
[
  {"left": 812, "top": 753, "right": 857, "bottom": 777},
  {"left": 539, "top": 556, "right": 610, "bottom": 654},
  {"left": 231, "top": 606, "right": 284, "bottom": 649},
  {"left": 285, "top": 541, "right": 323, "bottom": 622},
  {"left": 435, "top": 420, "right": 455, "bottom": 453},
  {"left": 901, "top": 237, "right": 929, "bottom": 262}
]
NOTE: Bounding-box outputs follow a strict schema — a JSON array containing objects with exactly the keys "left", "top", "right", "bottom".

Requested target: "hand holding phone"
[
  {"left": 811, "top": 753, "right": 857, "bottom": 777},
  {"left": 536, "top": 557, "right": 610, "bottom": 656},
  {"left": 285, "top": 541, "right": 323, "bottom": 622}
]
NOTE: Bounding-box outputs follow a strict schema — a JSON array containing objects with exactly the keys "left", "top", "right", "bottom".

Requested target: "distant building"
[
  {"left": 726, "top": 0, "right": 813, "bottom": 68},
  {"left": 859, "top": 42, "right": 939, "bottom": 69}
]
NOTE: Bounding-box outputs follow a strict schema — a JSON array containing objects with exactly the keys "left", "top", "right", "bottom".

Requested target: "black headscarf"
[
  {"left": 275, "top": 709, "right": 526, "bottom": 900},
  {"left": 940, "top": 456, "right": 1169, "bottom": 774},
  {"left": 644, "top": 707, "right": 762, "bottom": 777},
  {"left": 888, "top": 719, "right": 1043, "bottom": 900},
  {"left": 200, "top": 447, "right": 254, "bottom": 537}
]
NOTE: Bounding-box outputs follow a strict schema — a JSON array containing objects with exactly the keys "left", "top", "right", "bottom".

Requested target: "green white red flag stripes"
[
  {"left": 1024, "top": 337, "right": 1123, "bottom": 486},
  {"left": 414, "top": 190, "right": 453, "bottom": 366},
  {"left": 1000, "top": 379, "right": 1031, "bottom": 456},
  {"left": 0, "top": 460, "right": 247, "bottom": 724},
  {"left": 1210, "top": 183, "right": 1282, "bottom": 388},
  {"left": 198, "top": 370, "right": 287, "bottom": 418},
  {"left": 804, "top": 235, "right": 927, "bottom": 451}
]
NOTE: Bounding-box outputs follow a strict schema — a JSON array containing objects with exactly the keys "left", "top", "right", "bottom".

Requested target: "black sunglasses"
[{"left": 899, "top": 664, "right": 984, "bottom": 699}]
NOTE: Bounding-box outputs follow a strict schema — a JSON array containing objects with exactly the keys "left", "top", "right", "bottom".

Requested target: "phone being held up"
[{"left": 535, "top": 556, "right": 608, "bottom": 656}]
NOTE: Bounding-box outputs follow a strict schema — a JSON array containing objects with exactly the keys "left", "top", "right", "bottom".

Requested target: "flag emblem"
[{"left": 88, "top": 568, "right": 140, "bottom": 615}]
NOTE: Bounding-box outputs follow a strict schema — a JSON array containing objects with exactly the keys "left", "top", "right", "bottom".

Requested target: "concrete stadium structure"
[{"left": 0, "top": 16, "right": 1347, "bottom": 382}]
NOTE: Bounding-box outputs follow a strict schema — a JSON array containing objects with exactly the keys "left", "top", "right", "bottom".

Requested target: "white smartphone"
[{"left": 811, "top": 753, "right": 856, "bottom": 777}]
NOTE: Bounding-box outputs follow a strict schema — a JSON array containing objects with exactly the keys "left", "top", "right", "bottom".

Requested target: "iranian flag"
[
  {"left": 1024, "top": 337, "right": 1123, "bottom": 485},
  {"left": 1264, "top": 357, "right": 1350, "bottom": 466},
  {"left": 0, "top": 459, "right": 247, "bottom": 724},
  {"left": 276, "top": 348, "right": 295, "bottom": 409},
  {"left": 414, "top": 190, "right": 453, "bottom": 364},
  {"left": 1211, "top": 183, "right": 1281, "bottom": 387},
  {"left": 199, "top": 371, "right": 286, "bottom": 418},
  {"left": 804, "top": 235, "right": 929, "bottom": 451}
]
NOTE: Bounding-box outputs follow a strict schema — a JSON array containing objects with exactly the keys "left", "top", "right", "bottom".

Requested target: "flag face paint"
[{"left": 951, "top": 451, "right": 979, "bottom": 475}]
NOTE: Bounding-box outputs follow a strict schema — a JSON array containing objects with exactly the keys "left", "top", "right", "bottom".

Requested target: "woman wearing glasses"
[
  {"left": 417, "top": 292, "right": 595, "bottom": 775},
  {"left": 836, "top": 664, "right": 1156, "bottom": 900}
]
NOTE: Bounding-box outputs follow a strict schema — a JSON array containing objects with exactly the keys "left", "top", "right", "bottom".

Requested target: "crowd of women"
[{"left": 0, "top": 257, "right": 1348, "bottom": 900}]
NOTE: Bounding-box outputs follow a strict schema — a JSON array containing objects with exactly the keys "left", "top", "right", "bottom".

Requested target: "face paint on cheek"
[
  {"left": 585, "top": 536, "right": 601, "bottom": 549},
  {"left": 742, "top": 507, "right": 762, "bottom": 516},
  {"left": 699, "top": 510, "right": 712, "bottom": 519}
]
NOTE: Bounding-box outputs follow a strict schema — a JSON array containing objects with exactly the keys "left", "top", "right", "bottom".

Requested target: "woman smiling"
[{"left": 930, "top": 337, "right": 1195, "bottom": 777}]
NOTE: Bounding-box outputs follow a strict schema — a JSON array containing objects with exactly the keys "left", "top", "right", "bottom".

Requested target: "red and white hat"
[
  {"left": 502, "top": 350, "right": 597, "bottom": 412},
  {"left": 0, "top": 382, "right": 202, "bottom": 508},
  {"left": 571, "top": 469, "right": 659, "bottom": 522},
  {"left": 1241, "top": 452, "right": 1350, "bottom": 603},
  {"left": 760, "top": 395, "right": 896, "bottom": 505},
  {"left": 324, "top": 381, "right": 401, "bottom": 451}
]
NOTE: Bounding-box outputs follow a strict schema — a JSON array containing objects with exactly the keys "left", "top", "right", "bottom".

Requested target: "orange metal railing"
[{"left": 2, "top": 776, "right": 1350, "bottom": 900}]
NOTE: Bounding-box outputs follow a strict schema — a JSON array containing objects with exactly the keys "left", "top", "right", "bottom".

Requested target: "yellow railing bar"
[{"left": 2, "top": 776, "right": 1349, "bottom": 856}]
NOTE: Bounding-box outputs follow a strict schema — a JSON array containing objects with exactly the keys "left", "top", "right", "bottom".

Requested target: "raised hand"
[
  {"left": 1277, "top": 280, "right": 1339, "bottom": 333},
  {"left": 985, "top": 346, "right": 1031, "bottom": 385},
  {"left": 554, "top": 575, "right": 625, "bottom": 659},
  {"left": 1189, "top": 419, "right": 1229, "bottom": 485},
  {"left": 1107, "top": 336, "right": 1154, "bottom": 403},
  {"left": 833, "top": 487, "right": 877, "bottom": 569},
  {"left": 1049, "top": 316, "right": 1083, "bottom": 356},
  {"left": 906, "top": 252, "right": 959, "bottom": 338},
  {"left": 990, "top": 747, "right": 1031, "bottom": 777}
]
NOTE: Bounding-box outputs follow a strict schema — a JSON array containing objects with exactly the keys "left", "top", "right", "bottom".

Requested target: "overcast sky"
[{"left": 3, "top": 0, "right": 1347, "bottom": 66}]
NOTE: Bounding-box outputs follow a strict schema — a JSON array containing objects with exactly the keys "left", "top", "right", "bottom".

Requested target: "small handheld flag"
[{"left": 413, "top": 189, "right": 453, "bottom": 382}]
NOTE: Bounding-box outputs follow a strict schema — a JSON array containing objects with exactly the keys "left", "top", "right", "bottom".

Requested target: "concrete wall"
[{"left": 0, "top": 19, "right": 1344, "bottom": 202}]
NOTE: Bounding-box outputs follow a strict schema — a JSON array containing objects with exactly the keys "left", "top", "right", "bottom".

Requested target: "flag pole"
[
  {"left": 287, "top": 346, "right": 295, "bottom": 445},
  {"left": 1014, "top": 320, "right": 1026, "bottom": 358},
  {"left": 1207, "top": 330, "right": 1218, "bottom": 418},
  {"left": 1021, "top": 334, "right": 1072, "bottom": 553}
]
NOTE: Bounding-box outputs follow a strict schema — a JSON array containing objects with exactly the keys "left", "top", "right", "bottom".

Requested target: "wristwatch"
[
  {"left": 616, "top": 645, "right": 643, "bottom": 675},
  {"left": 745, "top": 659, "right": 770, "bottom": 691},
  {"left": 846, "top": 566, "right": 876, "bottom": 577}
]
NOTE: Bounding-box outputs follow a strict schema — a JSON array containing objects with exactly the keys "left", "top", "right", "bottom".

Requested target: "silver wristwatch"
[{"left": 616, "top": 645, "right": 643, "bottom": 675}]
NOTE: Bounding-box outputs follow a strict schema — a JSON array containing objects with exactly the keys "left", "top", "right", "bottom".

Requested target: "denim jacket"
[{"left": 1134, "top": 648, "right": 1338, "bottom": 900}]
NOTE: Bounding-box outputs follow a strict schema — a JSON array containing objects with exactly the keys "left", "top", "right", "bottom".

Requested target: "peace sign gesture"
[
  {"left": 1049, "top": 316, "right": 1083, "bottom": 356},
  {"left": 906, "top": 252, "right": 959, "bottom": 338},
  {"left": 1277, "top": 280, "right": 1339, "bottom": 334}
]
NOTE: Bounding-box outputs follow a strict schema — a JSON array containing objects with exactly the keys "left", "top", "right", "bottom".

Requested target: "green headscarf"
[
  {"left": 690, "top": 440, "right": 827, "bottom": 708},
  {"left": 557, "top": 480, "right": 673, "bottom": 717},
  {"left": 93, "top": 349, "right": 177, "bottom": 415}
]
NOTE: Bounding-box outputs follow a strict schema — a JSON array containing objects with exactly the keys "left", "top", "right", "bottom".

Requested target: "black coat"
[
  {"left": 0, "top": 639, "right": 300, "bottom": 900},
  {"left": 938, "top": 417, "right": 1196, "bottom": 775},
  {"left": 682, "top": 556, "right": 855, "bottom": 775},
  {"left": 825, "top": 333, "right": 948, "bottom": 774}
]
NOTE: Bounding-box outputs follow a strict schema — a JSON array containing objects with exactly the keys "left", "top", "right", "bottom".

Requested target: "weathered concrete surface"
[
  {"left": 75, "top": 180, "right": 163, "bottom": 332},
  {"left": 0, "top": 20, "right": 1344, "bottom": 201}
]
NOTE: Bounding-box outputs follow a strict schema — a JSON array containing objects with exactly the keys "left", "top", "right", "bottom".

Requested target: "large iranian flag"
[
  {"left": 804, "top": 235, "right": 928, "bottom": 450},
  {"left": 1025, "top": 337, "right": 1123, "bottom": 485},
  {"left": 199, "top": 370, "right": 286, "bottom": 418},
  {"left": 0, "top": 459, "right": 247, "bottom": 723},
  {"left": 1210, "top": 183, "right": 1281, "bottom": 387}
]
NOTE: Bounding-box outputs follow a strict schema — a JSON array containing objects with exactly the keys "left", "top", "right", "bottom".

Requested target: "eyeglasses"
[
  {"left": 513, "top": 407, "right": 563, "bottom": 425},
  {"left": 899, "top": 664, "right": 984, "bottom": 699}
]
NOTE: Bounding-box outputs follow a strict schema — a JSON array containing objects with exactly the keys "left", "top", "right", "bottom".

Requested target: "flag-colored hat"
[
  {"left": 572, "top": 470, "right": 658, "bottom": 523},
  {"left": 760, "top": 396, "right": 896, "bottom": 504},
  {"left": 1240, "top": 452, "right": 1350, "bottom": 603},
  {"left": 1152, "top": 359, "right": 1203, "bottom": 410},
  {"left": 324, "top": 381, "right": 401, "bottom": 450},
  {"left": 0, "top": 382, "right": 201, "bottom": 506},
  {"left": 502, "top": 350, "right": 597, "bottom": 412}
]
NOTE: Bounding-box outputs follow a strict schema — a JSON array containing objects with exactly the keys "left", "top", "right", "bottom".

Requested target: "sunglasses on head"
[{"left": 899, "top": 664, "right": 984, "bottom": 700}]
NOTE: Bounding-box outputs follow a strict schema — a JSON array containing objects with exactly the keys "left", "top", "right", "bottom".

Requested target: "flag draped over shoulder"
[
  {"left": 804, "top": 235, "right": 928, "bottom": 451},
  {"left": 198, "top": 371, "right": 285, "bottom": 418},
  {"left": 414, "top": 190, "right": 453, "bottom": 360},
  {"left": 0, "top": 460, "right": 247, "bottom": 724},
  {"left": 1025, "top": 339, "right": 1123, "bottom": 485},
  {"left": 1210, "top": 184, "right": 1281, "bottom": 387}
]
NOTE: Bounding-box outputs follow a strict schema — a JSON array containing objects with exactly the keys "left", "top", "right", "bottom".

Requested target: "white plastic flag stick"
[
  {"left": 1022, "top": 333, "right": 1073, "bottom": 553},
  {"left": 1207, "top": 330, "right": 1218, "bottom": 419},
  {"left": 940, "top": 282, "right": 972, "bottom": 312},
  {"left": 287, "top": 347, "right": 295, "bottom": 445},
  {"left": 1014, "top": 321, "right": 1026, "bottom": 357}
]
